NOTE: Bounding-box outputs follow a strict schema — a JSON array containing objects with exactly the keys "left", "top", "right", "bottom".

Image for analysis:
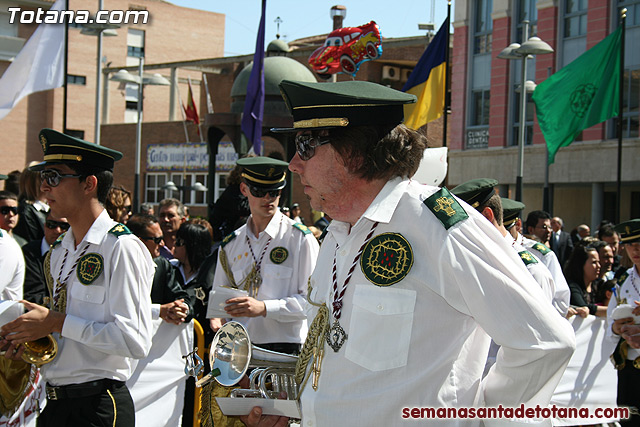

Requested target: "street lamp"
[
  {"left": 498, "top": 20, "right": 553, "bottom": 202},
  {"left": 110, "top": 60, "right": 170, "bottom": 213}
]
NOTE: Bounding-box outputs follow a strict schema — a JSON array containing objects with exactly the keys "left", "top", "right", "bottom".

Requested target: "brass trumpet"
[{"left": 21, "top": 335, "right": 58, "bottom": 366}]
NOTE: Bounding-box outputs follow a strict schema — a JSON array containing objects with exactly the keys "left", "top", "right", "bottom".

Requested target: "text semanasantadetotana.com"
[{"left": 402, "top": 404, "right": 630, "bottom": 420}]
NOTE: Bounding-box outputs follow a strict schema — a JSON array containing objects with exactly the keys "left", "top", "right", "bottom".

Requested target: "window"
[
  {"left": 474, "top": 0, "right": 493, "bottom": 54},
  {"left": 613, "top": 68, "right": 640, "bottom": 138},
  {"left": 510, "top": 90, "right": 535, "bottom": 146},
  {"left": 145, "top": 173, "right": 208, "bottom": 206},
  {"left": 0, "top": 12, "right": 18, "bottom": 37},
  {"left": 619, "top": 0, "right": 640, "bottom": 27},
  {"left": 67, "top": 75, "right": 86, "bottom": 85},
  {"left": 127, "top": 29, "right": 145, "bottom": 59},
  {"left": 471, "top": 90, "right": 491, "bottom": 126},
  {"left": 564, "top": 0, "right": 587, "bottom": 38}
]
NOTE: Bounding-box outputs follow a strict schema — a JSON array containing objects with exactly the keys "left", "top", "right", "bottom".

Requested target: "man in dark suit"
[
  {"left": 21, "top": 212, "right": 68, "bottom": 304},
  {"left": 550, "top": 216, "right": 573, "bottom": 267}
]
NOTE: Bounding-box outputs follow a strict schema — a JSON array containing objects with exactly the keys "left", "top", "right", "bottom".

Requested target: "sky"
[{"left": 168, "top": 0, "right": 454, "bottom": 57}]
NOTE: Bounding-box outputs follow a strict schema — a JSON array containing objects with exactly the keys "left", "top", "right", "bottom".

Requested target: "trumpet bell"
[
  {"left": 22, "top": 335, "right": 57, "bottom": 366},
  {"left": 209, "top": 321, "right": 251, "bottom": 387}
]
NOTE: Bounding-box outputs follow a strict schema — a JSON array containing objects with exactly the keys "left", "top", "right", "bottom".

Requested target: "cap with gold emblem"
[
  {"left": 29, "top": 128, "right": 123, "bottom": 172},
  {"left": 450, "top": 178, "right": 498, "bottom": 211},
  {"left": 501, "top": 197, "right": 525, "bottom": 229},
  {"left": 272, "top": 80, "right": 417, "bottom": 132},
  {"left": 614, "top": 219, "right": 640, "bottom": 244},
  {"left": 237, "top": 156, "right": 289, "bottom": 190}
]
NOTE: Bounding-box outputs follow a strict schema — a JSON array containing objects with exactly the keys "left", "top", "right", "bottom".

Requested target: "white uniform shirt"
[
  {"left": 521, "top": 235, "right": 571, "bottom": 316},
  {"left": 607, "top": 266, "right": 640, "bottom": 361},
  {"left": 300, "top": 178, "right": 575, "bottom": 427},
  {"left": 42, "top": 210, "right": 154, "bottom": 386},
  {"left": 211, "top": 210, "right": 319, "bottom": 345},
  {"left": 0, "top": 230, "right": 24, "bottom": 300}
]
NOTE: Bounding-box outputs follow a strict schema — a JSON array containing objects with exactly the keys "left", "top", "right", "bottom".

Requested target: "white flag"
[{"left": 0, "top": 0, "right": 65, "bottom": 121}]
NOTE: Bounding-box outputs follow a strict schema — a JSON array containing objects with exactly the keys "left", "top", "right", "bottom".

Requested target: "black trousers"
[
  {"left": 618, "top": 363, "right": 640, "bottom": 427},
  {"left": 38, "top": 381, "right": 134, "bottom": 427}
]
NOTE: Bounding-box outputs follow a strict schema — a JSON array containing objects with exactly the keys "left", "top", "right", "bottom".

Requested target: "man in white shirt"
[
  {"left": 1, "top": 129, "right": 154, "bottom": 426},
  {"left": 246, "top": 80, "right": 575, "bottom": 427}
]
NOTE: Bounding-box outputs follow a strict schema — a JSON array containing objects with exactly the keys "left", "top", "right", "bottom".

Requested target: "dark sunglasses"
[
  {"left": 45, "top": 219, "right": 70, "bottom": 231},
  {"left": 295, "top": 133, "right": 331, "bottom": 161},
  {"left": 0, "top": 206, "right": 18, "bottom": 215},
  {"left": 248, "top": 185, "right": 281, "bottom": 199},
  {"left": 175, "top": 238, "right": 185, "bottom": 247},
  {"left": 123, "top": 205, "right": 132, "bottom": 213},
  {"left": 40, "top": 169, "right": 82, "bottom": 187},
  {"left": 140, "top": 236, "right": 163, "bottom": 244}
]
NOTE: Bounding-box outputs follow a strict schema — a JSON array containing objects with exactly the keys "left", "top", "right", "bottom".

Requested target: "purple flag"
[{"left": 241, "top": 0, "right": 266, "bottom": 154}]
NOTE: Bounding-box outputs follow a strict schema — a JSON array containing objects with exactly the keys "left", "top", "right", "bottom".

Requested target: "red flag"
[{"left": 183, "top": 78, "right": 200, "bottom": 124}]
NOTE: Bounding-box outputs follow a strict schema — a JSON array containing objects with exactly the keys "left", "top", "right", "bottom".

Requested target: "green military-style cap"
[
  {"left": 29, "top": 128, "right": 123, "bottom": 172},
  {"left": 450, "top": 178, "right": 499, "bottom": 211},
  {"left": 614, "top": 219, "right": 640, "bottom": 244},
  {"left": 237, "top": 156, "right": 289, "bottom": 190},
  {"left": 501, "top": 197, "right": 525, "bottom": 229},
  {"left": 272, "top": 80, "right": 417, "bottom": 132}
]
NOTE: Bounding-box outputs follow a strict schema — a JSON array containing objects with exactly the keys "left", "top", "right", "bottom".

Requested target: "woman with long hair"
[{"left": 565, "top": 243, "right": 606, "bottom": 317}]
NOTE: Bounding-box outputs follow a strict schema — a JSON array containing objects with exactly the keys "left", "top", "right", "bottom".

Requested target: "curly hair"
[
  {"left": 328, "top": 124, "right": 428, "bottom": 181},
  {"left": 105, "top": 186, "right": 131, "bottom": 223}
]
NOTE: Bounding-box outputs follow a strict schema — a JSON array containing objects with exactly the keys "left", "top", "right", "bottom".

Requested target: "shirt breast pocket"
[
  {"left": 345, "top": 285, "right": 416, "bottom": 372},
  {"left": 70, "top": 284, "right": 106, "bottom": 305}
]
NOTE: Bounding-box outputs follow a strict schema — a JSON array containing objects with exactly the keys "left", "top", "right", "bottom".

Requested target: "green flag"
[{"left": 532, "top": 26, "right": 621, "bottom": 165}]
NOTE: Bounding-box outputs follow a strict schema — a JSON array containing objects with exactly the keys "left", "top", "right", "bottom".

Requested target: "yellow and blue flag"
[{"left": 402, "top": 17, "right": 449, "bottom": 129}]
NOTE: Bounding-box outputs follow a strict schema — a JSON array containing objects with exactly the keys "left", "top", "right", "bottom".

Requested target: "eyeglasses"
[
  {"left": 45, "top": 219, "right": 70, "bottom": 231},
  {"left": 40, "top": 169, "right": 82, "bottom": 187},
  {"left": 175, "top": 238, "right": 185, "bottom": 247},
  {"left": 295, "top": 133, "right": 331, "bottom": 161},
  {"left": 248, "top": 185, "right": 281, "bottom": 199},
  {"left": 140, "top": 236, "right": 163, "bottom": 244},
  {"left": 0, "top": 206, "right": 18, "bottom": 215}
]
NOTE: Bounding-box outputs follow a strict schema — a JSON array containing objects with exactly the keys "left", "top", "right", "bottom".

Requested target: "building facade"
[{"left": 450, "top": 0, "right": 640, "bottom": 230}]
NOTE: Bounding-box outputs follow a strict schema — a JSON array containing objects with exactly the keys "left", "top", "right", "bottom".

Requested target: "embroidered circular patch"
[
  {"left": 77, "top": 253, "right": 104, "bottom": 285},
  {"left": 360, "top": 233, "right": 413, "bottom": 287},
  {"left": 270, "top": 247, "right": 288, "bottom": 264}
]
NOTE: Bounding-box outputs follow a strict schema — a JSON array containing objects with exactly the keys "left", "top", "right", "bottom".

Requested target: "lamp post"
[
  {"left": 110, "top": 62, "right": 170, "bottom": 213},
  {"left": 497, "top": 20, "right": 553, "bottom": 202}
]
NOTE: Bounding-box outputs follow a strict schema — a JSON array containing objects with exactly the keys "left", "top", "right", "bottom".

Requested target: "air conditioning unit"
[
  {"left": 382, "top": 65, "right": 400, "bottom": 81},
  {"left": 401, "top": 68, "right": 412, "bottom": 82}
]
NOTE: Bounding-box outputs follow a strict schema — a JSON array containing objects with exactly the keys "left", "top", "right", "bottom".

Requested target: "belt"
[{"left": 46, "top": 379, "right": 124, "bottom": 401}]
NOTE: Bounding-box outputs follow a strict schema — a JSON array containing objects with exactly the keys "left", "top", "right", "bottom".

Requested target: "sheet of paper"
[
  {"left": 216, "top": 397, "right": 301, "bottom": 418},
  {"left": 206, "top": 287, "right": 249, "bottom": 318}
]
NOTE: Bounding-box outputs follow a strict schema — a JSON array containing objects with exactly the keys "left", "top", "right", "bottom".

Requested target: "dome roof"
[
  {"left": 231, "top": 56, "right": 316, "bottom": 98},
  {"left": 266, "top": 39, "right": 290, "bottom": 53}
]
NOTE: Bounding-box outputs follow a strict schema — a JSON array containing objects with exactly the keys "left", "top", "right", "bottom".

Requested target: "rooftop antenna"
[{"left": 274, "top": 16, "right": 282, "bottom": 39}]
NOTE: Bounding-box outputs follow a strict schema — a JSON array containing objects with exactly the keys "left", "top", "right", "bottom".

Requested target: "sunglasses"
[
  {"left": 41, "top": 169, "right": 82, "bottom": 187},
  {"left": 295, "top": 133, "right": 331, "bottom": 161},
  {"left": 0, "top": 206, "right": 18, "bottom": 215},
  {"left": 140, "top": 236, "right": 163, "bottom": 244},
  {"left": 248, "top": 185, "right": 281, "bottom": 199},
  {"left": 45, "top": 219, "right": 70, "bottom": 231}
]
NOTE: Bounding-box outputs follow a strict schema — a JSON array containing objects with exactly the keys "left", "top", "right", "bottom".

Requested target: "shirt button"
[
  {"left": 307, "top": 421, "right": 313, "bottom": 426},
  {"left": 340, "top": 250, "right": 347, "bottom": 256},
  {"left": 377, "top": 304, "right": 383, "bottom": 311}
]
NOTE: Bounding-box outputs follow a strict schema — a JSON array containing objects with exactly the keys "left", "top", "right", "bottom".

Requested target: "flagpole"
[
  {"left": 62, "top": 0, "right": 69, "bottom": 133},
  {"left": 442, "top": 1, "right": 451, "bottom": 148},
  {"left": 616, "top": 9, "right": 626, "bottom": 224}
]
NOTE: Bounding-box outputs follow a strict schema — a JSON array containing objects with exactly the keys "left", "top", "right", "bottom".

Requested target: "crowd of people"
[{"left": 0, "top": 80, "right": 638, "bottom": 427}]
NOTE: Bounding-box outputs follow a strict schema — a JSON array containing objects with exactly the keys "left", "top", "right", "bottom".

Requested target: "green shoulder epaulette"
[
  {"left": 424, "top": 187, "right": 468, "bottom": 230},
  {"left": 108, "top": 223, "right": 131, "bottom": 237},
  {"left": 617, "top": 271, "right": 629, "bottom": 285},
  {"left": 51, "top": 233, "right": 65, "bottom": 248},
  {"left": 293, "top": 223, "right": 311, "bottom": 235},
  {"left": 519, "top": 250, "right": 539, "bottom": 266},
  {"left": 220, "top": 231, "right": 237, "bottom": 248},
  {"left": 532, "top": 242, "right": 551, "bottom": 255},
  {"left": 0, "top": 229, "right": 3, "bottom": 238}
]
